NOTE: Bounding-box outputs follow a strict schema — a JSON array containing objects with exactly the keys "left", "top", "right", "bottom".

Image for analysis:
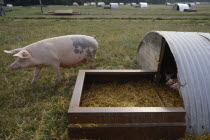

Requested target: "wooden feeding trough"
[
  {"left": 68, "top": 70, "right": 186, "bottom": 139},
  {"left": 47, "top": 10, "right": 80, "bottom": 15}
]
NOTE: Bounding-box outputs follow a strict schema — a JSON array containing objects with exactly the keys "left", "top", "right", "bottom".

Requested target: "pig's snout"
[
  {"left": 8, "top": 65, "right": 12, "bottom": 70},
  {"left": 8, "top": 63, "right": 20, "bottom": 70}
]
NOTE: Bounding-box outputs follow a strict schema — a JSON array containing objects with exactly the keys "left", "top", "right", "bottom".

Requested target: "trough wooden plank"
[
  {"left": 68, "top": 123, "right": 186, "bottom": 140},
  {"left": 55, "top": 10, "right": 73, "bottom": 15},
  {"left": 69, "top": 111, "right": 185, "bottom": 124}
]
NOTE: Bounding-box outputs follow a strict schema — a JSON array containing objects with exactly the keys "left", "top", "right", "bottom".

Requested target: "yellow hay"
[{"left": 80, "top": 81, "right": 183, "bottom": 107}]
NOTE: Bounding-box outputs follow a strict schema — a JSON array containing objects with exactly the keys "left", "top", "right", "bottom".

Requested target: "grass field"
[
  {"left": 3, "top": 4, "right": 210, "bottom": 19},
  {"left": 1, "top": 4, "right": 210, "bottom": 140}
]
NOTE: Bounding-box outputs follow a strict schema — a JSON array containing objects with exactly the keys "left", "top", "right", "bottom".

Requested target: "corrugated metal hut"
[
  {"left": 139, "top": 2, "right": 148, "bottom": 8},
  {"left": 166, "top": 2, "right": 172, "bottom": 6},
  {"left": 137, "top": 31, "right": 210, "bottom": 135},
  {"left": 110, "top": 3, "right": 119, "bottom": 9},
  {"left": 6, "top": 4, "right": 13, "bottom": 7},
  {"left": 131, "top": 2, "right": 137, "bottom": 6},
  {"left": 97, "top": 2, "right": 105, "bottom": 7},
  {"left": 84, "top": 3, "right": 89, "bottom": 6},
  {"left": 73, "top": 2, "right": 79, "bottom": 6},
  {"left": 90, "top": 2, "right": 96, "bottom": 6},
  {"left": 172, "top": 4, "right": 189, "bottom": 11},
  {"left": 188, "top": 3, "right": 196, "bottom": 7}
]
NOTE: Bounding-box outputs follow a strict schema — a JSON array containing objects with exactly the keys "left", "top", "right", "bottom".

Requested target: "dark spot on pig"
[
  {"left": 71, "top": 37, "right": 97, "bottom": 53},
  {"left": 74, "top": 49, "right": 80, "bottom": 54},
  {"left": 80, "top": 50, "right": 83, "bottom": 54}
]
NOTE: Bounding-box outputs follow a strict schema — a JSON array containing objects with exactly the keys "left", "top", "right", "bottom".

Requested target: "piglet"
[
  {"left": 165, "top": 78, "right": 177, "bottom": 86},
  {"left": 165, "top": 73, "right": 176, "bottom": 81},
  {"left": 170, "top": 82, "right": 179, "bottom": 91},
  {"left": 4, "top": 35, "right": 98, "bottom": 83}
]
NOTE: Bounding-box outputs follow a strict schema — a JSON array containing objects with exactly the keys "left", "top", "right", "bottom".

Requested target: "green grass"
[{"left": 0, "top": 4, "right": 210, "bottom": 140}]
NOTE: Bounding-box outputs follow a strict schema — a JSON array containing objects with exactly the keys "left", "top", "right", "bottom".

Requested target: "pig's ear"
[
  {"left": 4, "top": 48, "right": 22, "bottom": 54},
  {"left": 13, "top": 50, "right": 32, "bottom": 58}
]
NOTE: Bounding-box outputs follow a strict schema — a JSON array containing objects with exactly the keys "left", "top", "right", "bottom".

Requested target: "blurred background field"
[
  {"left": 3, "top": 4, "right": 210, "bottom": 19},
  {"left": 0, "top": 4, "right": 210, "bottom": 140}
]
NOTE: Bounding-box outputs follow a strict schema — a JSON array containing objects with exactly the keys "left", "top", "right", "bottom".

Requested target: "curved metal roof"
[
  {"left": 140, "top": 2, "right": 148, "bottom": 7},
  {"left": 137, "top": 31, "right": 210, "bottom": 134},
  {"left": 173, "top": 4, "right": 189, "bottom": 11},
  {"left": 110, "top": 3, "right": 119, "bottom": 9}
]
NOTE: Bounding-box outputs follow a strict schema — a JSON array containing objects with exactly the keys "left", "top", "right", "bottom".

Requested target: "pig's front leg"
[
  {"left": 87, "top": 59, "right": 94, "bottom": 69},
  {"left": 51, "top": 64, "right": 63, "bottom": 81},
  {"left": 31, "top": 67, "right": 42, "bottom": 83}
]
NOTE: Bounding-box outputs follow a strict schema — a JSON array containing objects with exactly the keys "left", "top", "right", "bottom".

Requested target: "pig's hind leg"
[{"left": 31, "top": 67, "right": 42, "bottom": 83}]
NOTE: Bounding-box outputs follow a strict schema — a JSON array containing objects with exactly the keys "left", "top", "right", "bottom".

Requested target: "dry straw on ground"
[{"left": 80, "top": 80, "right": 183, "bottom": 107}]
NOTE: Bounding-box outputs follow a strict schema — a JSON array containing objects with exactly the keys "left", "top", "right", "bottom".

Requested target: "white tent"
[
  {"left": 173, "top": 4, "right": 189, "bottom": 12},
  {"left": 119, "top": 3, "right": 124, "bottom": 5},
  {"left": 126, "top": 3, "right": 131, "bottom": 6},
  {"left": 188, "top": 3, "right": 196, "bottom": 7},
  {"left": 195, "top": 2, "right": 200, "bottom": 4},
  {"left": 97, "top": 2, "right": 105, "bottom": 7},
  {"left": 166, "top": 2, "right": 172, "bottom": 6},
  {"left": 139, "top": 2, "right": 148, "bottom": 8},
  {"left": 73, "top": 2, "right": 79, "bottom": 6},
  {"left": 110, "top": 3, "right": 119, "bottom": 9},
  {"left": 90, "top": 2, "right": 96, "bottom": 6},
  {"left": 131, "top": 3, "right": 137, "bottom": 6},
  {"left": 84, "top": 3, "right": 89, "bottom": 6},
  {"left": 6, "top": 4, "right": 13, "bottom": 7}
]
